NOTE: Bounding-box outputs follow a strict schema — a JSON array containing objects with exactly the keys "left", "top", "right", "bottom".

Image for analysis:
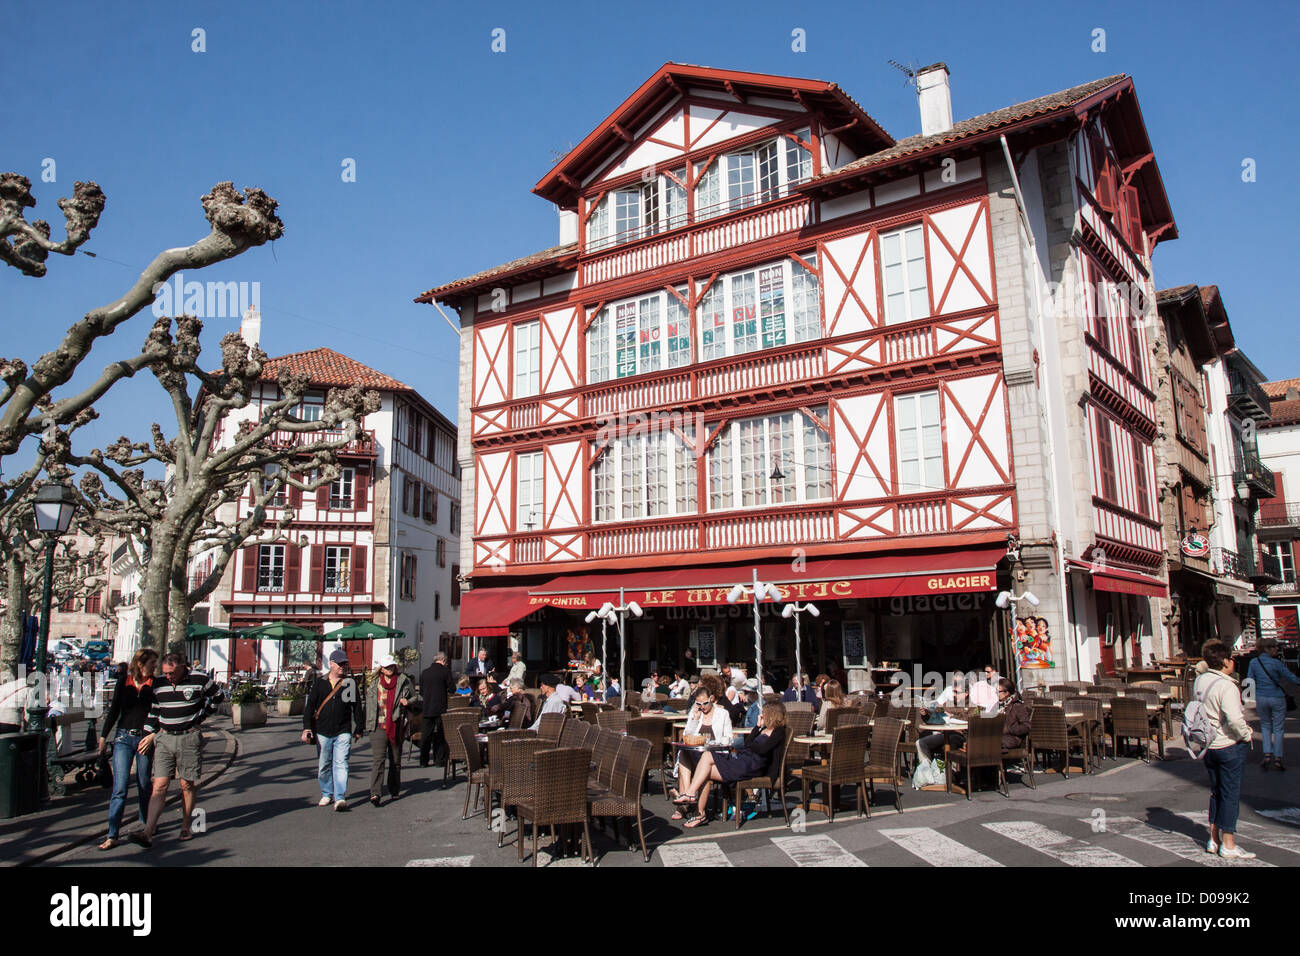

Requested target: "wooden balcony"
[{"left": 262, "top": 427, "right": 377, "bottom": 458}]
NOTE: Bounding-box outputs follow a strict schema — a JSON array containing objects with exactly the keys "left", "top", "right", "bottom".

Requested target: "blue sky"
[{"left": 3, "top": 0, "right": 1297, "bottom": 464}]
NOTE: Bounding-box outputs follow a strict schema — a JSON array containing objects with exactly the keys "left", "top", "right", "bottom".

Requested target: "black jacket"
[
  {"left": 102, "top": 678, "right": 155, "bottom": 737},
  {"left": 465, "top": 657, "right": 494, "bottom": 676},
  {"left": 303, "top": 676, "right": 365, "bottom": 738},
  {"left": 744, "top": 724, "right": 787, "bottom": 777},
  {"left": 419, "top": 663, "right": 454, "bottom": 717}
]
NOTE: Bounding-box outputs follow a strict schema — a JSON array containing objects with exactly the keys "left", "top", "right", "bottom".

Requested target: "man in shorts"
[{"left": 132, "top": 653, "right": 221, "bottom": 848}]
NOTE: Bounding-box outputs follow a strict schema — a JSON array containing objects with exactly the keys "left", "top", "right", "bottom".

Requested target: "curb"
[{"left": 14, "top": 728, "right": 240, "bottom": 867}]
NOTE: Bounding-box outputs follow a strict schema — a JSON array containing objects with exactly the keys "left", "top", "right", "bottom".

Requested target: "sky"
[{"left": 3, "top": 0, "right": 1298, "bottom": 467}]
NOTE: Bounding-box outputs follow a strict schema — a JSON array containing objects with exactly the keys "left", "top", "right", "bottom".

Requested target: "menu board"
[
  {"left": 695, "top": 625, "right": 717, "bottom": 668},
  {"left": 841, "top": 621, "right": 866, "bottom": 668}
]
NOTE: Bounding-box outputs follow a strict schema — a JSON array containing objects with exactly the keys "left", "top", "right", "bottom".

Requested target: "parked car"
[
  {"left": 51, "top": 640, "right": 84, "bottom": 664},
  {"left": 82, "top": 641, "right": 112, "bottom": 663}
]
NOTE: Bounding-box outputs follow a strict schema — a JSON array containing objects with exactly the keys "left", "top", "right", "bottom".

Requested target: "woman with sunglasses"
[{"left": 667, "top": 681, "right": 732, "bottom": 806}]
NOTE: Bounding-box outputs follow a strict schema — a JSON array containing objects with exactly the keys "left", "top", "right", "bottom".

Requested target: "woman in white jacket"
[
  {"left": 1193, "top": 640, "right": 1255, "bottom": 860},
  {"left": 667, "top": 679, "right": 732, "bottom": 814}
]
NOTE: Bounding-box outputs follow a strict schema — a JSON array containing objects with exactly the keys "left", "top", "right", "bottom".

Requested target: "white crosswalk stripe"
[
  {"left": 1174, "top": 810, "right": 1300, "bottom": 857},
  {"left": 1256, "top": 807, "right": 1300, "bottom": 827},
  {"left": 658, "top": 841, "right": 733, "bottom": 867},
  {"left": 983, "top": 821, "right": 1142, "bottom": 866},
  {"left": 406, "top": 856, "right": 474, "bottom": 866},
  {"left": 1101, "top": 816, "right": 1273, "bottom": 867},
  {"left": 880, "top": 827, "right": 1003, "bottom": 867},
  {"left": 771, "top": 835, "right": 867, "bottom": 866}
]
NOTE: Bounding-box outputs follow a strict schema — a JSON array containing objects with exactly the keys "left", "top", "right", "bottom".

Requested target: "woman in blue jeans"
[
  {"left": 97, "top": 649, "right": 158, "bottom": 850},
  {"left": 1194, "top": 640, "right": 1255, "bottom": 860},
  {"left": 1247, "top": 639, "right": 1299, "bottom": 770}
]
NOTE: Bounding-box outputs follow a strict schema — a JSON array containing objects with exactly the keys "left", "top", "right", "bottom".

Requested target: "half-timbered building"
[{"left": 421, "top": 63, "right": 1177, "bottom": 684}]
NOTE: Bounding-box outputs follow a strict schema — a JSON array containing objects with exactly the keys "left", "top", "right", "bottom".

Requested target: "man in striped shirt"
[{"left": 131, "top": 653, "right": 221, "bottom": 848}]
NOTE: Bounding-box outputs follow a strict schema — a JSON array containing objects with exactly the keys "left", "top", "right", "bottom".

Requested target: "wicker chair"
[
  {"left": 447, "top": 695, "right": 476, "bottom": 709},
  {"left": 595, "top": 710, "right": 629, "bottom": 734},
  {"left": 537, "top": 711, "right": 566, "bottom": 743},
  {"left": 507, "top": 702, "right": 529, "bottom": 728},
  {"left": 1045, "top": 689, "right": 1074, "bottom": 705},
  {"left": 945, "top": 713, "right": 1008, "bottom": 799},
  {"left": 485, "top": 729, "right": 534, "bottom": 831},
  {"left": 441, "top": 709, "right": 483, "bottom": 785},
  {"left": 1029, "top": 705, "right": 1084, "bottom": 777},
  {"left": 457, "top": 723, "right": 490, "bottom": 819},
  {"left": 591, "top": 728, "right": 623, "bottom": 789},
  {"left": 825, "top": 705, "right": 860, "bottom": 734},
  {"left": 1066, "top": 695, "right": 1105, "bottom": 766},
  {"left": 1111, "top": 697, "right": 1161, "bottom": 763},
  {"left": 785, "top": 701, "right": 815, "bottom": 717},
  {"left": 622, "top": 691, "right": 643, "bottom": 711},
  {"left": 495, "top": 737, "right": 548, "bottom": 847},
  {"left": 779, "top": 709, "right": 818, "bottom": 792},
  {"left": 719, "top": 727, "right": 792, "bottom": 829},
  {"left": 580, "top": 702, "right": 603, "bottom": 724},
  {"left": 800, "top": 723, "right": 870, "bottom": 822},
  {"left": 835, "top": 712, "right": 871, "bottom": 730},
  {"left": 626, "top": 717, "right": 671, "bottom": 793},
  {"left": 560, "top": 719, "right": 590, "bottom": 749},
  {"left": 515, "top": 748, "right": 594, "bottom": 866},
  {"left": 859, "top": 715, "right": 904, "bottom": 816},
  {"left": 580, "top": 723, "right": 600, "bottom": 749},
  {"left": 588, "top": 736, "right": 653, "bottom": 861}
]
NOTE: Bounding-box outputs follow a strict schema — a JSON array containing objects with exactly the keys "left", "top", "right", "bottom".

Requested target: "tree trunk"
[
  {"left": 1, "top": 552, "right": 27, "bottom": 683},
  {"left": 140, "top": 525, "right": 178, "bottom": 651}
]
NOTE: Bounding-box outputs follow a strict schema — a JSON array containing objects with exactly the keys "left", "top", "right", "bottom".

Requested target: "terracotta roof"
[
  {"left": 1155, "top": 284, "right": 1198, "bottom": 305},
  {"left": 1264, "top": 378, "right": 1300, "bottom": 399},
  {"left": 1261, "top": 397, "right": 1300, "bottom": 426},
  {"left": 414, "top": 242, "right": 578, "bottom": 304},
  {"left": 260, "top": 347, "right": 411, "bottom": 391}
]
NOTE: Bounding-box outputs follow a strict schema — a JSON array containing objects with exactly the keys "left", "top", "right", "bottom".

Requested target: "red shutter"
[
  {"left": 241, "top": 546, "right": 258, "bottom": 591},
  {"left": 1096, "top": 417, "right": 1118, "bottom": 502},
  {"left": 423, "top": 486, "right": 434, "bottom": 522},
  {"left": 1122, "top": 185, "right": 1142, "bottom": 250},
  {"left": 288, "top": 473, "right": 302, "bottom": 509},
  {"left": 1095, "top": 164, "right": 1117, "bottom": 215},
  {"left": 308, "top": 546, "right": 324, "bottom": 592},
  {"left": 351, "top": 545, "right": 367, "bottom": 595},
  {"left": 316, "top": 481, "right": 329, "bottom": 509},
  {"left": 355, "top": 468, "right": 368, "bottom": 511},
  {"left": 286, "top": 543, "right": 302, "bottom": 593}
]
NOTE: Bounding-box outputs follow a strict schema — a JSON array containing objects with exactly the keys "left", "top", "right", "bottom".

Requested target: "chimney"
[
  {"left": 558, "top": 208, "right": 579, "bottom": 246},
  {"left": 916, "top": 63, "right": 953, "bottom": 137},
  {"left": 240, "top": 305, "right": 261, "bottom": 350}
]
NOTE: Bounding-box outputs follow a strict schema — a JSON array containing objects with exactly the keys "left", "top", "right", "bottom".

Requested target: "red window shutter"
[
  {"left": 1122, "top": 185, "right": 1142, "bottom": 249},
  {"left": 1096, "top": 417, "right": 1118, "bottom": 502},
  {"left": 351, "top": 545, "right": 367, "bottom": 595},
  {"left": 289, "top": 473, "right": 302, "bottom": 509},
  {"left": 316, "top": 481, "right": 329, "bottom": 510},
  {"left": 355, "top": 468, "right": 369, "bottom": 511},
  {"left": 285, "top": 543, "right": 302, "bottom": 593},
  {"left": 1131, "top": 437, "right": 1150, "bottom": 519},
  {"left": 241, "top": 546, "right": 258, "bottom": 591},
  {"left": 1095, "top": 163, "right": 1117, "bottom": 215},
  {"left": 309, "top": 546, "right": 324, "bottom": 592}
]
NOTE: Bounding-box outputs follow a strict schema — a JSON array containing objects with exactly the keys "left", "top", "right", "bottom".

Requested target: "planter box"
[
  {"left": 275, "top": 698, "right": 305, "bottom": 717},
  {"left": 232, "top": 702, "right": 267, "bottom": 729}
]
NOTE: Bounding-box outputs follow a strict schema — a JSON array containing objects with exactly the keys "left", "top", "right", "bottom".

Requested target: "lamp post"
[
  {"left": 779, "top": 600, "right": 820, "bottom": 703},
  {"left": 586, "top": 590, "right": 641, "bottom": 709},
  {"left": 995, "top": 588, "right": 1040, "bottom": 687},
  {"left": 25, "top": 484, "right": 79, "bottom": 734},
  {"left": 726, "top": 570, "right": 778, "bottom": 693},
  {"left": 584, "top": 602, "right": 613, "bottom": 698}
]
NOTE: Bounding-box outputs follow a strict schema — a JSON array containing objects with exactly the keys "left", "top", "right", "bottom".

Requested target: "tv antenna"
[{"left": 887, "top": 58, "right": 920, "bottom": 88}]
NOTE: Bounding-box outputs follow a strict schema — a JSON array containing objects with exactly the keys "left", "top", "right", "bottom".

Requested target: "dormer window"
[{"left": 588, "top": 168, "right": 687, "bottom": 251}]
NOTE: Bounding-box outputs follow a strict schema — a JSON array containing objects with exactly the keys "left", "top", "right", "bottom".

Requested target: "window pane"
[
  {"left": 641, "top": 179, "right": 660, "bottom": 235},
  {"left": 758, "top": 141, "right": 780, "bottom": 200},
  {"left": 696, "top": 161, "right": 721, "bottom": 220},
  {"left": 593, "top": 446, "right": 614, "bottom": 522},
  {"left": 786, "top": 128, "right": 812, "bottom": 184},
  {"left": 638, "top": 295, "right": 661, "bottom": 373},
  {"left": 739, "top": 418, "right": 765, "bottom": 507},
  {"left": 588, "top": 309, "right": 609, "bottom": 384},
  {"left": 731, "top": 272, "right": 758, "bottom": 354},
  {"left": 759, "top": 265, "right": 786, "bottom": 349},
  {"left": 667, "top": 292, "right": 691, "bottom": 368},
  {"left": 802, "top": 406, "right": 832, "bottom": 500},
  {"left": 614, "top": 189, "right": 640, "bottom": 241},
  {"left": 791, "top": 255, "right": 820, "bottom": 342},
  {"left": 665, "top": 170, "right": 687, "bottom": 229},
  {"left": 615, "top": 302, "right": 637, "bottom": 378},
  {"left": 708, "top": 427, "right": 733, "bottom": 511},
  {"left": 646, "top": 432, "right": 669, "bottom": 516},
  {"left": 770, "top": 413, "right": 796, "bottom": 504},
  {"left": 727, "top": 152, "right": 755, "bottom": 211},
  {"left": 622, "top": 436, "right": 644, "bottom": 519},
  {"left": 674, "top": 428, "right": 697, "bottom": 513},
  {"left": 588, "top": 196, "right": 609, "bottom": 248},
  {"left": 700, "top": 285, "right": 726, "bottom": 361}
]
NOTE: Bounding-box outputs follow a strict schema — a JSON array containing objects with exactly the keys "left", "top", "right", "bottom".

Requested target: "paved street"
[{"left": 31, "top": 710, "right": 1300, "bottom": 868}]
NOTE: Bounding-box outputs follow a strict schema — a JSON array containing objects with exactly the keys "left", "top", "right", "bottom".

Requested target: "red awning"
[
  {"left": 1068, "top": 559, "right": 1168, "bottom": 599},
  {"left": 458, "top": 586, "right": 542, "bottom": 637},
  {"left": 521, "top": 546, "right": 1005, "bottom": 611}
]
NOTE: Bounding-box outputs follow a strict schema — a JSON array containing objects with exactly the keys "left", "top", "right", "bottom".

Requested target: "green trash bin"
[{"left": 0, "top": 732, "right": 47, "bottom": 818}]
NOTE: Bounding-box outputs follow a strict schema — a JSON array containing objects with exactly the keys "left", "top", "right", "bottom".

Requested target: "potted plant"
[
  {"left": 230, "top": 682, "right": 268, "bottom": 729},
  {"left": 275, "top": 682, "right": 307, "bottom": 717}
]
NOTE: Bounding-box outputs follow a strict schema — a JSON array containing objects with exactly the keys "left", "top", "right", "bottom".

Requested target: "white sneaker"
[
  {"left": 1218, "top": 845, "right": 1256, "bottom": 860},
  {"left": 333, "top": 799, "right": 348, "bottom": 812},
  {"left": 318, "top": 796, "right": 332, "bottom": 807},
  {"left": 1205, "top": 839, "right": 1219, "bottom": 854}
]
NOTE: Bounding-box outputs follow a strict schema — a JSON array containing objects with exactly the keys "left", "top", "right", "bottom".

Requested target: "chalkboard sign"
[
  {"left": 696, "top": 625, "right": 717, "bottom": 668},
  {"left": 841, "top": 621, "right": 866, "bottom": 668}
]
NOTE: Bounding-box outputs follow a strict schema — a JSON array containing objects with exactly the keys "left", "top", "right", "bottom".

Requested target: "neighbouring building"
[
  {"left": 41, "top": 531, "right": 123, "bottom": 655},
  {"left": 189, "top": 314, "right": 460, "bottom": 679},
  {"left": 419, "top": 62, "right": 1180, "bottom": 686},
  {"left": 1257, "top": 376, "right": 1300, "bottom": 648}
]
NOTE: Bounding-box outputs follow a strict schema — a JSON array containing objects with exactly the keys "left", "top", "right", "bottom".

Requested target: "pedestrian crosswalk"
[{"left": 405, "top": 812, "right": 1300, "bottom": 867}]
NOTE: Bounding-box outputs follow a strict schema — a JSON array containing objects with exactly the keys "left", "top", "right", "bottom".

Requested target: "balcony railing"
[
  {"left": 1227, "top": 366, "right": 1270, "bottom": 420},
  {"left": 1252, "top": 548, "right": 1282, "bottom": 584},
  {"left": 1259, "top": 500, "right": 1300, "bottom": 529},
  {"left": 1211, "top": 547, "right": 1247, "bottom": 580},
  {"left": 263, "top": 427, "right": 376, "bottom": 457},
  {"left": 1232, "top": 450, "right": 1276, "bottom": 499}
]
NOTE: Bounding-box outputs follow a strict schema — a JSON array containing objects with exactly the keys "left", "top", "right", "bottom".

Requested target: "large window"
[
  {"left": 258, "top": 545, "right": 285, "bottom": 592},
  {"left": 696, "top": 129, "right": 811, "bottom": 221},
  {"left": 1267, "top": 542, "right": 1295, "bottom": 584},
  {"left": 262, "top": 464, "right": 286, "bottom": 507},
  {"left": 516, "top": 451, "right": 543, "bottom": 531},
  {"left": 330, "top": 467, "right": 354, "bottom": 510},
  {"left": 895, "top": 391, "right": 944, "bottom": 494},
  {"left": 587, "top": 167, "right": 688, "bottom": 250},
  {"left": 705, "top": 406, "right": 830, "bottom": 511},
  {"left": 592, "top": 429, "right": 697, "bottom": 522},
  {"left": 882, "top": 224, "right": 929, "bottom": 325},
  {"left": 436, "top": 537, "right": 446, "bottom": 568},
  {"left": 1132, "top": 436, "right": 1151, "bottom": 518},
  {"left": 514, "top": 320, "right": 540, "bottom": 397},
  {"left": 324, "top": 546, "right": 351, "bottom": 593},
  {"left": 400, "top": 553, "right": 417, "bottom": 600},
  {"left": 1095, "top": 415, "right": 1119, "bottom": 502}
]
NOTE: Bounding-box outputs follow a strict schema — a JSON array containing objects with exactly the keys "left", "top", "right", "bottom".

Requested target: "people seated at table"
[
  {"left": 743, "top": 679, "right": 762, "bottom": 727},
  {"left": 455, "top": 676, "right": 474, "bottom": 697},
  {"left": 529, "top": 673, "right": 568, "bottom": 730},
  {"left": 674, "top": 701, "right": 789, "bottom": 828},
  {"left": 969, "top": 665, "right": 1001, "bottom": 713},
  {"left": 552, "top": 679, "right": 582, "bottom": 705},
  {"left": 916, "top": 674, "right": 968, "bottom": 763},
  {"left": 994, "top": 678, "right": 1032, "bottom": 768},
  {"left": 813, "top": 679, "right": 847, "bottom": 733},
  {"left": 669, "top": 670, "right": 690, "bottom": 699},
  {"left": 502, "top": 678, "right": 535, "bottom": 726},
  {"left": 476, "top": 676, "right": 504, "bottom": 719},
  {"left": 603, "top": 676, "right": 621, "bottom": 701}
]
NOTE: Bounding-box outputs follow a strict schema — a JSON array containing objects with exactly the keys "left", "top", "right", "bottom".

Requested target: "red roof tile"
[{"left": 260, "top": 347, "right": 410, "bottom": 391}]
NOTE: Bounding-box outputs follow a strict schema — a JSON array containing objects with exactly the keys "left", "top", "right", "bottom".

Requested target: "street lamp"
[
  {"left": 780, "top": 600, "right": 819, "bottom": 703},
  {"left": 726, "top": 570, "right": 779, "bottom": 693},
  {"left": 587, "top": 592, "right": 641, "bottom": 709},
  {"left": 584, "top": 602, "right": 615, "bottom": 698},
  {"left": 26, "top": 483, "right": 78, "bottom": 733}
]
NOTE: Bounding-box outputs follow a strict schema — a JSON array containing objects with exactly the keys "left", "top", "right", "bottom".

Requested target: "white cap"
[{"left": 378, "top": 654, "right": 397, "bottom": 668}]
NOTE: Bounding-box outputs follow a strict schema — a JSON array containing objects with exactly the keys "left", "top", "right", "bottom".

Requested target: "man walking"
[
  {"left": 418, "top": 651, "right": 454, "bottom": 768},
  {"left": 132, "top": 654, "right": 221, "bottom": 847},
  {"left": 302, "top": 649, "right": 364, "bottom": 811},
  {"left": 366, "top": 654, "right": 417, "bottom": 807}
]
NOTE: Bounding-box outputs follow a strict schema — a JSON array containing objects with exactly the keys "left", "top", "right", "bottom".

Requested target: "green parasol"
[{"left": 319, "top": 622, "right": 406, "bottom": 643}]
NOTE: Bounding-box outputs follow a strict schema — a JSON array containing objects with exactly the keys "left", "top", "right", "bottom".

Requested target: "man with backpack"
[
  {"left": 302, "top": 650, "right": 365, "bottom": 811},
  {"left": 1187, "top": 640, "right": 1255, "bottom": 860}
]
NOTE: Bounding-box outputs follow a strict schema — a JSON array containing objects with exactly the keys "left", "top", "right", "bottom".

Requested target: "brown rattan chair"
[
  {"left": 516, "top": 747, "right": 594, "bottom": 866},
  {"left": 825, "top": 705, "right": 860, "bottom": 734},
  {"left": 800, "top": 723, "right": 870, "bottom": 821},
  {"left": 485, "top": 729, "right": 533, "bottom": 830},
  {"left": 560, "top": 719, "right": 590, "bottom": 749},
  {"left": 457, "top": 722, "right": 489, "bottom": 819},
  {"left": 595, "top": 710, "right": 629, "bottom": 734},
  {"left": 859, "top": 715, "right": 904, "bottom": 816},
  {"left": 719, "top": 726, "right": 791, "bottom": 829},
  {"left": 779, "top": 709, "right": 818, "bottom": 791},
  {"left": 447, "top": 695, "right": 476, "bottom": 709},
  {"left": 580, "top": 702, "right": 603, "bottom": 724},
  {"left": 945, "top": 713, "right": 1008, "bottom": 799},
  {"left": 785, "top": 701, "right": 815, "bottom": 717},
  {"left": 626, "top": 716, "right": 670, "bottom": 793},
  {"left": 591, "top": 728, "right": 623, "bottom": 789},
  {"left": 496, "top": 737, "right": 547, "bottom": 848},
  {"left": 441, "top": 709, "right": 483, "bottom": 784},
  {"left": 580, "top": 723, "right": 600, "bottom": 749},
  {"left": 1111, "top": 697, "right": 1161, "bottom": 763},
  {"left": 507, "top": 700, "right": 529, "bottom": 728},
  {"left": 537, "top": 710, "right": 566, "bottom": 743},
  {"left": 1065, "top": 695, "right": 1105, "bottom": 767},
  {"left": 588, "top": 736, "right": 653, "bottom": 861},
  {"left": 835, "top": 712, "right": 871, "bottom": 730},
  {"left": 1029, "top": 704, "right": 1084, "bottom": 777}
]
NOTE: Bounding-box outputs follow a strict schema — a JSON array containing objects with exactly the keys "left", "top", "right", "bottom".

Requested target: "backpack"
[{"left": 1182, "top": 673, "right": 1224, "bottom": 760}]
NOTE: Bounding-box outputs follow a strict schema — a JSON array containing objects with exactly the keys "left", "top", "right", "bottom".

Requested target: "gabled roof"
[
  {"left": 414, "top": 243, "right": 578, "bottom": 305},
  {"left": 533, "top": 62, "right": 894, "bottom": 209},
  {"left": 1155, "top": 284, "right": 1216, "bottom": 365},
  {"left": 1263, "top": 378, "right": 1300, "bottom": 400},
  {"left": 260, "top": 347, "right": 411, "bottom": 392}
]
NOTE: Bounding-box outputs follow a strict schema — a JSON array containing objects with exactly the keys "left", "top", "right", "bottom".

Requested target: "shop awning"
[
  {"left": 1214, "top": 580, "right": 1260, "bottom": 606},
  {"left": 1068, "top": 559, "right": 1168, "bottom": 599},
  {"left": 522, "top": 545, "right": 1005, "bottom": 611},
  {"left": 459, "top": 585, "right": 543, "bottom": 637}
]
